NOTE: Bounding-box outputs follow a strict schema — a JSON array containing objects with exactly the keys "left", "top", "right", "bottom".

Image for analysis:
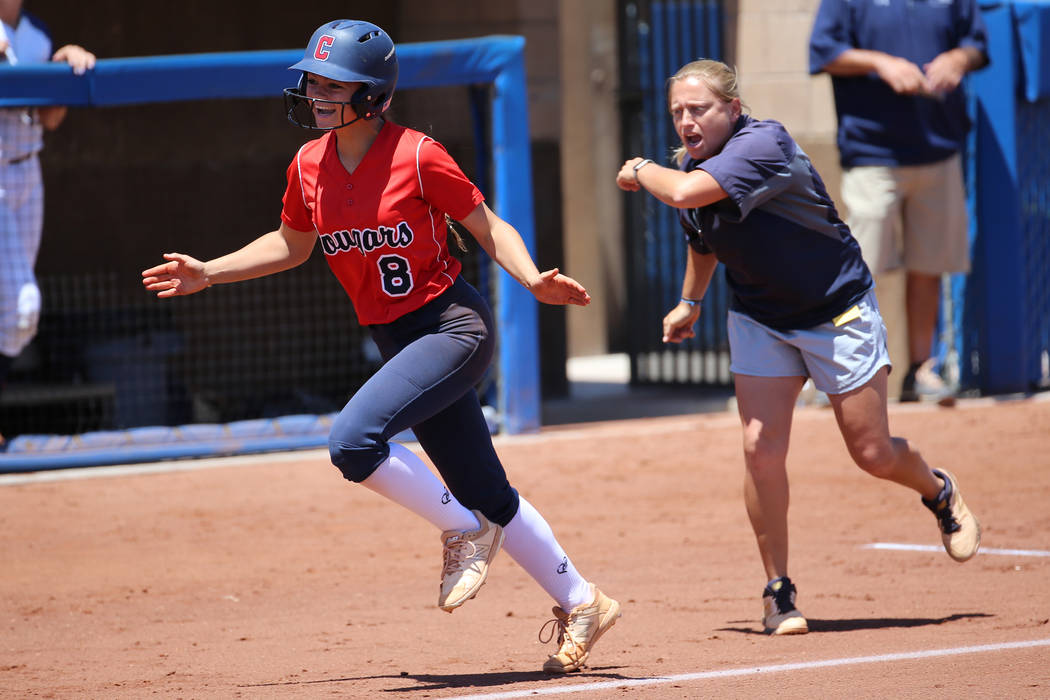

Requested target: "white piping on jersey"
[
  {"left": 295, "top": 144, "right": 310, "bottom": 214},
  {"left": 415, "top": 135, "right": 456, "bottom": 285}
]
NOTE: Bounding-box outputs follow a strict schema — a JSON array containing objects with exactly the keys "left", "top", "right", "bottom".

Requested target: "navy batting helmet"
[{"left": 283, "top": 20, "right": 399, "bottom": 130}]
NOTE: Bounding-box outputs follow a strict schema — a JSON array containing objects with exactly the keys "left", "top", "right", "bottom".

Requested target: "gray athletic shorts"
[{"left": 728, "top": 290, "right": 891, "bottom": 396}]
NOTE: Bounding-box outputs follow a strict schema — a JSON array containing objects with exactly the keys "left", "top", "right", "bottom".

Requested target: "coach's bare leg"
[
  {"left": 735, "top": 374, "right": 806, "bottom": 581},
  {"left": 827, "top": 366, "right": 942, "bottom": 499}
]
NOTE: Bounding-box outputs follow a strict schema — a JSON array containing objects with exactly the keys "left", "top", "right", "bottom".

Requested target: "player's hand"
[
  {"left": 142, "top": 253, "right": 210, "bottom": 298},
  {"left": 923, "top": 51, "right": 967, "bottom": 96},
  {"left": 526, "top": 268, "right": 591, "bottom": 306},
  {"left": 662, "top": 301, "right": 701, "bottom": 343},
  {"left": 874, "top": 55, "right": 931, "bottom": 96},
  {"left": 616, "top": 158, "right": 648, "bottom": 192},
  {"left": 52, "top": 44, "right": 96, "bottom": 75}
]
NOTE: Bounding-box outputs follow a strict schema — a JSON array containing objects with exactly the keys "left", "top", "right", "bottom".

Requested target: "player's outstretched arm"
[
  {"left": 525, "top": 267, "right": 591, "bottom": 307},
  {"left": 141, "top": 223, "right": 317, "bottom": 298},
  {"left": 142, "top": 253, "right": 209, "bottom": 297},
  {"left": 459, "top": 203, "right": 591, "bottom": 307}
]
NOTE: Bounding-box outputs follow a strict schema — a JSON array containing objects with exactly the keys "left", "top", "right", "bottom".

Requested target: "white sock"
[
  {"left": 360, "top": 443, "right": 480, "bottom": 533},
  {"left": 501, "top": 495, "right": 593, "bottom": 612}
]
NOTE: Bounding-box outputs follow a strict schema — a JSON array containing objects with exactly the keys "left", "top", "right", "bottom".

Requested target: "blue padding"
[
  {"left": 1013, "top": 2, "right": 1050, "bottom": 101},
  {"left": 76, "top": 431, "right": 130, "bottom": 449},
  {"left": 0, "top": 415, "right": 331, "bottom": 472},
  {"left": 0, "top": 414, "right": 425, "bottom": 473},
  {"left": 227, "top": 418, "right": 277, "bottom": 438},
  {"left": 490, "top": 41, "right": 539, "bottom": 435},
  {"left": 275, "top": 413, "right": 330, "bottom": 435},
  {"left": 0, "top": 436, "right": 329, "bottom": 473},
  {"left": 175, "top": 424, "right": 228, "bottom": 441},
  {"left": 127, "top": 426, "right": 179, "bottom": 445},
  {"left": 8, "top": 434, "right": 72, "bottom": 453},
  {"left": 0, "top": 37, "right": 526, "bottom": 107}
]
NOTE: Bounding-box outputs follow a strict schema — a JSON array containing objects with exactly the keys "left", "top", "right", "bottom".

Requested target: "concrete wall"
[
  {"left": 558, "top": 1, "right": 623, "bottom": 358},
  {"left": 731, "top": 0, "right": 840, "bottom": 206}
]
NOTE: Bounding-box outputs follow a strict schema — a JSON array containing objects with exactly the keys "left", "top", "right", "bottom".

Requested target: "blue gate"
[
  {"left": 620, "top": 0, "right": 729, "bottom": 385},
  {"left": 964, "top": 1, "right": 1050, "bottom": 394}
]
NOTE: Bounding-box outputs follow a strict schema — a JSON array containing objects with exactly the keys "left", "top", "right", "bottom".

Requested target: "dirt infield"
[{"left": 3, "top": 397, "right": 1049, "bottom": 699}]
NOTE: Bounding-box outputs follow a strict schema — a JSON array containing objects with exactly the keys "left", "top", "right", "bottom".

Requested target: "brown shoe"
[
  {"left": 540, "top": 584, "right": 621, "bottom": 673},
  {"left": 437, "top": 510, "right": 504, "bottom": 612}
]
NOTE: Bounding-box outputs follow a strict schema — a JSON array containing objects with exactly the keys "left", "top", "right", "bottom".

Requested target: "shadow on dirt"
[
  {"left": 717, "top": 612, "right": 994, "bottom": 635},
  {"left": 239, "top": 665, "right": 642, "bottom": 692}
]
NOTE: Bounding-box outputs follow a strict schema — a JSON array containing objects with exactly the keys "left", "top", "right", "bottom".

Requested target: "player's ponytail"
[{"left": 445, "top": 215, "right": 469, "bottom": 254}]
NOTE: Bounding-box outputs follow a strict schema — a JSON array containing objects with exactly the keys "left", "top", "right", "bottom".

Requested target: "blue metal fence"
[{"left": 620, "top": 0, "right": 729, "bottom": 385}]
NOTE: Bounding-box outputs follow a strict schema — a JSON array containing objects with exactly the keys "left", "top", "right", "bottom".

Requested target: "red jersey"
[{"left": 281, "top": 122, "right": 485, "bottom": 325}]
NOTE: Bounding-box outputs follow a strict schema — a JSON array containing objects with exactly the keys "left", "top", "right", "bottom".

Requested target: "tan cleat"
[
  {"left": 922, "top": 469, "right": 981, "bottom": 562},
  {"left": 762, "top": 577, "right": 809, "bottom": 635},
  {"left": 540, "top": 584, "right": 621, "bottom": 674},
  {"left": 438, "top": 510, "right": 504, "bottom": 612}
]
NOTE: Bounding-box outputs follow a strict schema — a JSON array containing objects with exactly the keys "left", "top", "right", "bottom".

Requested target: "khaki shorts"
[{"left": 841, "top": 154, "right": 970, "bottom": 276}]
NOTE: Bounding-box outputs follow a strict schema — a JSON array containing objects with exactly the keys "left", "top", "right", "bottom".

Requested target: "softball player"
[
  {"left": 616, "top": 59, "right": 981, "bottom": 636},
  {"left": 0, "top": 1, "right": 94, "bottom": 443},
  {"left": 142, "top": 19, "right": 619, "bottom": 673}
]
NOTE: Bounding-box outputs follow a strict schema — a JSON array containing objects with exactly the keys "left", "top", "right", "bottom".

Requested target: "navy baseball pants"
[{"left": 328, "top": 276, "right": 520, "bottom": 527}]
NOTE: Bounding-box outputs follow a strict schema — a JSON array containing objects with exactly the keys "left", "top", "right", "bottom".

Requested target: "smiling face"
[
  {"left": 668, "top": 76, "right": 741, "bottom": 162},
  {"left": 304, "top": 73, "right": 362, "bottom": 129}
]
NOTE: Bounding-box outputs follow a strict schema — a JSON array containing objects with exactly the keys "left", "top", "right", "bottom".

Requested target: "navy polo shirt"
[
  {"left": 808, "top": 0, "right": 988, "bottom": 167},
  {"left": 679, "top": 115, "right": 873, "bottom": 331}
]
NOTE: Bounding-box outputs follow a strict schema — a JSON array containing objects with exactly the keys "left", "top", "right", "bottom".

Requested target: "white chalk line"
[
  {"left": 863, "top": 542, "right": 1050, "bottom": 557},
  {"left": 444, "top": 638, "right": 1050, "bottom": 700}
]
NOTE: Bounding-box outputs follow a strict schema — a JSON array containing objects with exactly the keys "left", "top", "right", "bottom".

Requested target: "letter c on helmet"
[{"left": 314, "top": 35, "right": 334, "bottom": 61}]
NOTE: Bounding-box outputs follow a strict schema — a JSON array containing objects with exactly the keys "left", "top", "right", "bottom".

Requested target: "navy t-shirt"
[
  {"left": 679, "top": 115, "right": 873, "bottom": 331},
  {"left": 808, "top": 0, "right": 988, "bottom": 167}
]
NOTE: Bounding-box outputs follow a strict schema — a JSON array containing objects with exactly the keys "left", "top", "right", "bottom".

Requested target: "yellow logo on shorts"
[{"left": 833, "top": 305, "right": 861, "bottom": 327}]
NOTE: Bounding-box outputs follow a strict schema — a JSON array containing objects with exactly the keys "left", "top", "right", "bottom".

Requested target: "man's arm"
[
  {"left": 39, "top": 44, "right": 97, "bottom": 130},
  {"left": 924, "top": 46, "right": 987, "bottom": 95},
  {"left": 822, "top": 48, "right": 931, "bottom": 96}
]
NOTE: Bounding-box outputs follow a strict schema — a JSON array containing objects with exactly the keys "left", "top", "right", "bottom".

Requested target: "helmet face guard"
[
  {"left": 284, "top": 20, "right": 399, "bottom": 131},
  {"left": 283, "top": 78, "right": 360, "bottom": 131}
]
